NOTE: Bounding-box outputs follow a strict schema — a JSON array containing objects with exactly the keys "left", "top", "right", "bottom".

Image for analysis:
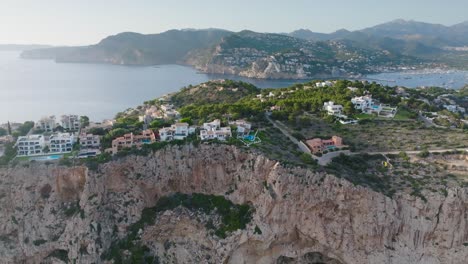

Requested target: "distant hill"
[
  {"left": 21, "top": 29, "right": 232, "bottom": 65},
  {"left": 170, "top": 80, "right": 260, "bottom": 106},
  {"left": 19, "top": 19, "right": 468, "bottom": 78},
  {"left": 187, "top": 30, "right": 416, "bottom": 79}
]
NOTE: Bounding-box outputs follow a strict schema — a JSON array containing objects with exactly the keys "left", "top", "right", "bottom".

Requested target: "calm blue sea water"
[
  {"left": 0, "top": 51, "right": 467, "bottom": 123},
  {"left": 0, "top": 51, "right": 303, "bottom": 123}
]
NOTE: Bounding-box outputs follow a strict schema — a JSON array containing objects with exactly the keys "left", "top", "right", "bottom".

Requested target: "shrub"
[
  {"left": 47, "top": 249, "right": 69, "bottom": 262},
  {"left": 40, "top": 184, "right": 52, "bottom": 199},
  {"left": 33, "top": 239, "right": 47, "bottom": 246}
]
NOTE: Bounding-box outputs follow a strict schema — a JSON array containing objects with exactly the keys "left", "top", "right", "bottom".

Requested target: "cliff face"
[{"left": 0, "top": 144, "right": 467, "bottom": 263}]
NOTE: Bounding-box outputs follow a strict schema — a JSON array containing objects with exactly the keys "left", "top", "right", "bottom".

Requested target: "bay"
[
  {"left": 1, "top": 51, "right": 467, "bottom": 124},
  {"left": 0, "top": 51, "right": 302, "bottom": 123}
]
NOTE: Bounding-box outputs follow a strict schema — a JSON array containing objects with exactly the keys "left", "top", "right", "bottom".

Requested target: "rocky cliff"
[{"left": 0, "top": 144, "right": 467, "bottom": 263}]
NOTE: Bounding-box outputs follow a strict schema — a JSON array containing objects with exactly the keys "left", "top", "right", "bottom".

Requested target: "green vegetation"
[
  {"left": 127, "top": 193, "right": 252, "bottom": 240},
  {"left": 326, "top": 154, "right": 395, "bottom": 196},
  {"left": 33, "top": 239, "right": 48, "bottom": 246},
  {"left": 47, "top": 249, "right": 69, "bottom": 262},
  {"left": 0, "top": 143, "right": 17, "bottom": 166},
  {"left": 171, "top": 80, "right": 260, "bottom": 106},
  {"left": 80, "top": 116, "right": 90, "bottom": 128},
  {"left": 15, "top": 121, "right": 34, "bottom": 137},
  {"left": 102, "top": 193, "right": 252, "bottom": 263}
]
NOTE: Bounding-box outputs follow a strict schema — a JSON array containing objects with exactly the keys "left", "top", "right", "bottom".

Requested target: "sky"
[{"left": 0, "top": 0, "right": 467, "bottom": 45}]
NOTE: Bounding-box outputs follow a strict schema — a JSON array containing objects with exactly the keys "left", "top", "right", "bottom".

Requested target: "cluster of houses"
[
  {"left": 443, "top": 104, "right": 466, "bottom": 114},
  {"left": 15, "top": 114, "right": 86, "bottom": 157},
  {"left": 109, "top": 129, "right": 156, "bottom": 155},
  {"left": 139, "top": 104, "right": 181, "bottom": 125},
  {"left": 36, "top": 115, "right": 81, "bottom": 132},
  {"left": 16, "top": 133, "right": 76, "bottom": 157},
  {"left": 434, "top": 94, "right": 466, "bottom": 115},
  {"left": 106, "top": 119, "right": 252, "bottom": 155},
  {"left": 16, "top": 131, "right": 102, "bottom": 158},
  {"left": 323, "top": 94, "right": 397, "bottom": 123}
]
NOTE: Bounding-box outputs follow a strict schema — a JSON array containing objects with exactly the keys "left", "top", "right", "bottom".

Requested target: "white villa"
[
  {"left": 316, "top": 81, "right": 333, "bottom": 88},
  {"left": 444, "top": 104, "right": 466, "bottom": 114},
  {"left": 36, "top": 116, "right": 57, "bottom": 132},
  {"left": 200, "top": 119, "right": 232, "bottom": 141},
  {"left": 229, "top": 120, "right": 252, "bottom": 137},
  {"left": 61, "top": 115, "right": 80, "bottom": 131},
  {"left": 139, "top": 106, "right": 164, "bottom": 124},
  {"left": 161, "top": 104, "right": 180, "bottom": 119},
  {"left": 16, "top": 135, "right": 46, "bottom": 156},
  {"left": 351, "top": 95, "right": 382, "bottom": 114},
  {"left": 159, "top": 123, "right": 196, "bottom": 141},
  {"left": 49, "top": 133, "right": 76, "bottom": 154},
  {"left": 323, "top": 101, "right": 343, "bottom": 116}
]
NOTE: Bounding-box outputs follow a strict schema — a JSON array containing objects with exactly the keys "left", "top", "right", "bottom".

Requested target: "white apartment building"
[
  {"left": 203, "top": 119, "right": 221, "bottom": 131},
  {"left": 49, "top": 133, "right": 76, "bottom": 154},
  {"left": 160, "top": 104, "right": 180, "bottom": 119},
  {"left": 36, "top": 116, "right": 57, "bottom": 132},
  {"left": 16, "top": 135, "right": 46, "bottom": 156},
  {"left": 61, "top": 115, "right": 81, "bottom": 131},
  {"left": 323, "top": 101, "right": 343, "bottom": 116},
  {"left": 200, "top": 120, "right": 232, "bottom": 141},
  {"left": 229, "top": 120, "right": 252, "bottom": 136},
  {"left": 158, "top": 123, "right": 196, "bottom": 142},
  {"left": 79, "top": 133, "right": 100, "bottom": 149},
  {"left": 351, "top": 96, "right": 373, "bottom": 111}
]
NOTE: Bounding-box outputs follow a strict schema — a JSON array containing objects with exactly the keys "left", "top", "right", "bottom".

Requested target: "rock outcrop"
[{"left": 0, "top": 144, "right": 467, "bottom": 263}]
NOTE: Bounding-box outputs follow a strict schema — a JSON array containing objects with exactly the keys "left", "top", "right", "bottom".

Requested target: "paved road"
[{"left": 265, "top": 113, "right": 467, "bottom": 165}]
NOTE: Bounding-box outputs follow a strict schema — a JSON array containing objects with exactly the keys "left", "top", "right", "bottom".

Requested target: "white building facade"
[
  {"left": 16, "top": 135, "right": 46, "bottom": 156},
  {"left": 158, "top": 123, "right": 196, "bottom": 142},
  {"left": 79, "top": 133, "right": 100, "bottom": 149},
  {"left": 61, "top": 115, "right": 81, "bottom": 131},
  {"left": 323, "top": 101, "right": 343, "bottom": 116},
  {"left": 200, "top": 120, "right": 232, "bottom": 141},
  {"left": 36, "top": 116, "right": 57, "bottom": 132},
  {"left": 49, "top": 133, "right": 76, "bottom": 154}
]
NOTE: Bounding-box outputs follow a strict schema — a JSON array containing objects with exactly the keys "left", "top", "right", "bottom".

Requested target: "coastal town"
[{"left": 0, "top": 79, "right": 466, "bottom": 167}]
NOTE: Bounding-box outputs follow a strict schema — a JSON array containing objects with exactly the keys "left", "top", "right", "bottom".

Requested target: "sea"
[{"left": 0, "top": 51, "right": 467, "bottom": 124}]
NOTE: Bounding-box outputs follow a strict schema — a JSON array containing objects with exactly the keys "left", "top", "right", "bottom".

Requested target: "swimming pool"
[
  {"left": 30, "top": 155, "right": 62, "bottom": 161},
  {"left": 244, "top": 135, "right": 255, "bottom": 141}
]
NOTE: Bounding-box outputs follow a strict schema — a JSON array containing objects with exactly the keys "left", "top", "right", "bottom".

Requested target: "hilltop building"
[
  {"left": 200, "top": 119, "right": 232, "bottom": 141},
  {"left": 79, "top": 133, "right": 100, "bottom": 149},
  {"left": 111, "top": 129, "right": 156, "bottom": 155},
  {"left": 61, "top": 115, "right": 81, "bottom": 131},
  {"left": 351, "top": 95, "right": 383, "bottom": 114},
  {"left": 158, "top": 123, "right": 196, "bottom": 142},
  {"left": 306, "top": 136, "right": 344, "bottom": 154},
  {"left": 229, "top": 120, "right": 252, "bottom": 137},
  {"left": 16, "top": 135, "right": 46, "bottom": 156},
  {"left": 49, "top": 133, "right": 76, "bottom": 154},
  {"left": 36, "top": 116, "right": 57, "bottom": 132},
  {"left": 323, "top": 101, "right": 343, "bottom": 116}
]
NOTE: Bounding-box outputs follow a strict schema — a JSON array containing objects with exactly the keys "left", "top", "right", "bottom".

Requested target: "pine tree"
[{"left": 7, "top": 121, "right": 11, "bottom": 135}]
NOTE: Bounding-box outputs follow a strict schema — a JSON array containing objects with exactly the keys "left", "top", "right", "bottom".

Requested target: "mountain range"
[{"left": 19, "top": 19, "right": 468, "bottom": 78}]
